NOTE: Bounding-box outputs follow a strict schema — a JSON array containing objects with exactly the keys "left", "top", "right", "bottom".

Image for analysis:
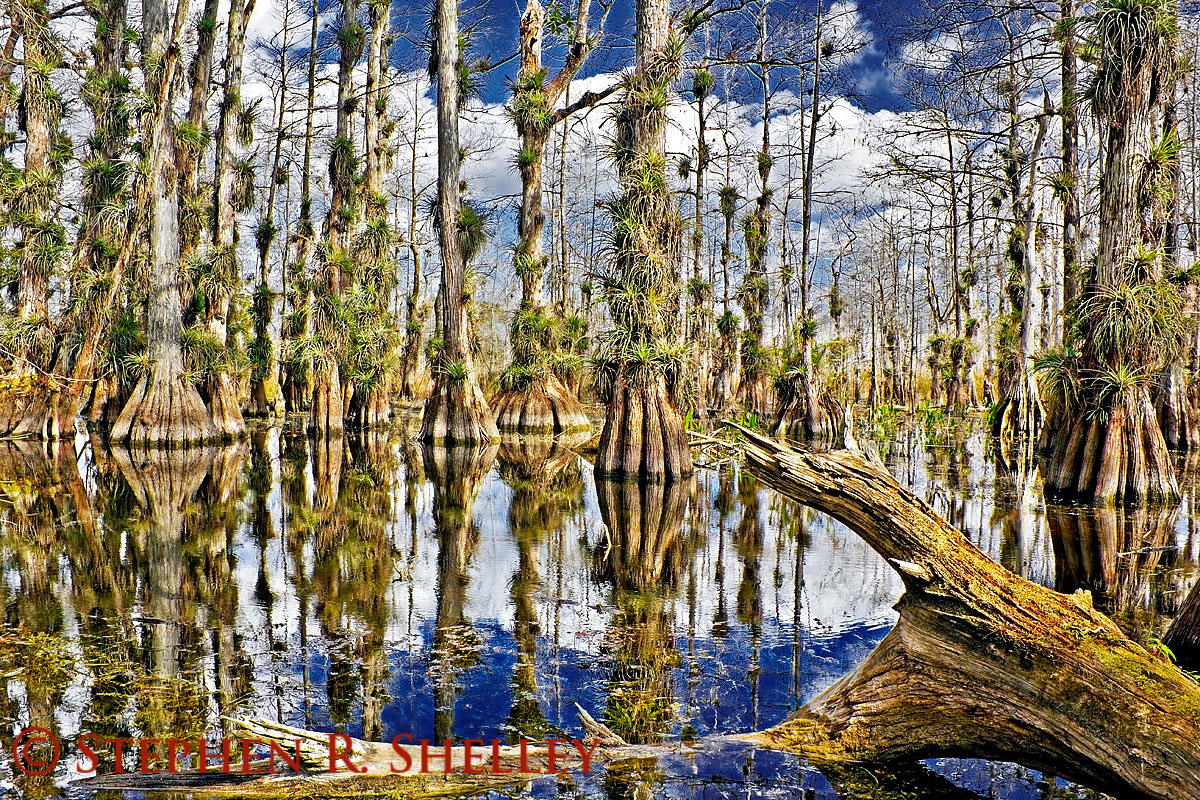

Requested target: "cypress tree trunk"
[
  {"left": 1045, "top": 0, "right": 1180, "bottom": 505},
  {"left": 780, "top": 3, "right": 837, "bottom": 440},
  {"left": 113, "top": 0, "right": 218, "bottom": 447},
  {"left": 13, "top": 0, "right": 54, "bottom": 324},
  {"left": 207, "top": 0, "right": 255, "bottom": 439},
  {"left": 282, "top": 0, "right": 321, "bottom": 413},
  {"left": 347, "top": 0, "right": 394, "bottom": 429},
  {"left": 0, "top": 0, "right": 65, "bottom": 438},
  {"left": 737, "top": 62, "right": 771, "bottom": 420},
  {"left": 1153, "top": 87, "right": 1198, "bottom": 450},
  {"left": 687, "top": 69, "right": 713, "bottom": 416},
  {"left": 1060, "top": 0, "right": 1081, "bottom": 305},
  {"left": 710, "top": 188, "right": 740, "bottom": 411},
  {"left": 993, "top": 111, "right": 1051, "bottom": 453},
  {"left": 177, "top": 0, "right": 218, "bottom": 261},
  {"left": 595, "top": 0, "right": 693, "bottom": 481},
  {"left": 419, "top": 0, "right": 499, "bottom": 444},
  {"left": 43, "top": 0, "right": 131, "bottom": 433},
  {"left": 493, "top": 0, "right": 598, "bottom": 435},
  {"left": 1165, "top": 578, "right": 1200, "bottom": 667},
  {"left": 310, "top": 0, "right": 361, "bottom": 433},
  {"left": 248, "top": 25, "right": 289, "bottom": 419}
]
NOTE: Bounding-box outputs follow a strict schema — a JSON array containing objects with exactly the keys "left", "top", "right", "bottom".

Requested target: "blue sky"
[{"left": 370, "top": 0, "right": 911, "bottom": 111}]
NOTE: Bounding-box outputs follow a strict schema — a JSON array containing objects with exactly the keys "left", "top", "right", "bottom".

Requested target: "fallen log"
[
  {"left": 725, "top": 422, "right": 1200, "bottom": 800},
  {"left": 74, "top": 429, "right": 1200, "bottom": 799}
]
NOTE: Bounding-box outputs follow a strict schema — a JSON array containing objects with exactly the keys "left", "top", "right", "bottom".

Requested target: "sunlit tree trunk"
[
  {"left": 710, "top": 185, "right": 740, "bottom": 411},
  {"left": 310, "top": 0, "right": 362, "bottom": 432},
  {"left": 177, "top": 0, "right": 217, "bottom": 262},
  {"left": 781, "top": 0, "right": 837, "bottom": 439},
  {"left": 283, "top": 0, "right": 321, "bottom": 412},
  {"left": 737, "top": 45, "right": 771, "bottom": 419},
  {"left": 595, "top": 0, "right": 693, "bottom": 480},
  {"left": 207, "top": 0, "right": 255, "bottom": 438},
  {"left": 1154, "top": 64, "right": 1198, "bottom": 450},
  {"left": 399, "top": 106, "right": 430, "bottom": 401},
  {"left": 993, "top": 109, "right": 1050, "bottom": 456},
  {"left": 113, "top": 0, "right": 219, "bottom": 446},
  {"left": 346, "top": 0, "right": 395, "bottom": 428},
  {"left": 249, "top": 17, "right": 289, "bottom": 418},
  {"left": 0, "top": 0, "right": 65, "bottom": 438},
  {"left": 419, "top": 0, "right": 499, "bottom": 443},
  {"left": 493, "top": 0, "right": 601, "bottom": 435}
]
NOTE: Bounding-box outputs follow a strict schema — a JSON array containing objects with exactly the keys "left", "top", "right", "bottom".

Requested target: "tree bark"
[
  {"left": 419, "top": 0, "right": 498, "bottom": 444},
  {"left": 282, "top": 0, "right": 321, "bottom": 413},
  {"left": 1165, "top": 578, "right": 1200, "bottom": 667},
  {"left": 114, "top": 0, "right": 220, "bottom": 447},
  {"left": 710, "top": 190, "right": 739, "bottom": 411},
  {"left": 595, "top": 0, "right": 692, "bottom": 480},
  {"left": 177, "top": 0, "right": 218, "bottom": 260}
]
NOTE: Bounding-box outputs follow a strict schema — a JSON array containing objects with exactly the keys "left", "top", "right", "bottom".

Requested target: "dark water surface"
[{"left": 0, "top": 417, "right": 1193, "bottom": 799}]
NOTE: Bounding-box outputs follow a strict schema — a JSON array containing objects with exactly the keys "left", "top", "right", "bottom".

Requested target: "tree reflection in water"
[
  {"left": 0, "top": 426, "right": 1186, "bottom": 799},
  {"left": 593, "top": 479, "right": 691, "bottom": 745},
  {"left": 423, "top": 441, "right": 497, "bottom": 742},
  {"left": 496, "top": 433, "right": 586, "bottom": 741}
]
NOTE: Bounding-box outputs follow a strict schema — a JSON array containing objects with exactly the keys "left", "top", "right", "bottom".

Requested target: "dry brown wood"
[{"left": 725, "top": 422, "right": 1200, "bottom": 800}]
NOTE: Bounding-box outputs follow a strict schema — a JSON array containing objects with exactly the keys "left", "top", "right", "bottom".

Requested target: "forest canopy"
[{"left": 0, "top": 0, "right": 1195, "bottom": 497}]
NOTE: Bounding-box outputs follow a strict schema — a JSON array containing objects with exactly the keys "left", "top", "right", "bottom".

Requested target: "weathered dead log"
[{"left": 726, "top": 423, "right": 1200, "bottom": 800}]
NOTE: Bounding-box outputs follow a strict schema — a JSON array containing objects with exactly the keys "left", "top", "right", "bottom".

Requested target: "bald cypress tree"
[
  {"left": 419, "top": 0, "right": 500, "bottom": 443},
  {"left": 491, "top": 0, "right": 606, "bottom": 436},
  {"left": 1043, "top": 0, "right": 1183, "bottom": 505},
  {"left": 593, "top": 0, "right": 695, "bottom": 481},
  {"left": 112, "top": 0, "right": 219, "bottom": 445}
]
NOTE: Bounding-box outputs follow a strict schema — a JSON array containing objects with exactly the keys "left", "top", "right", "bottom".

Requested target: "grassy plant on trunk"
[{"left": 343, "top": 0, "right": 399, "bottom": 429}]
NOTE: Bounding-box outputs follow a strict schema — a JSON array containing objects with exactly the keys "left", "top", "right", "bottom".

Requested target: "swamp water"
[{"left": 0, "top": 419, "right": 1193, "bottom": 800}]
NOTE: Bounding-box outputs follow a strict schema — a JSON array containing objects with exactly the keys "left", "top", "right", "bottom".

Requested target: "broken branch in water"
[{"left": 723, "top": 421, "right": 1200, "bottom": 800}]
